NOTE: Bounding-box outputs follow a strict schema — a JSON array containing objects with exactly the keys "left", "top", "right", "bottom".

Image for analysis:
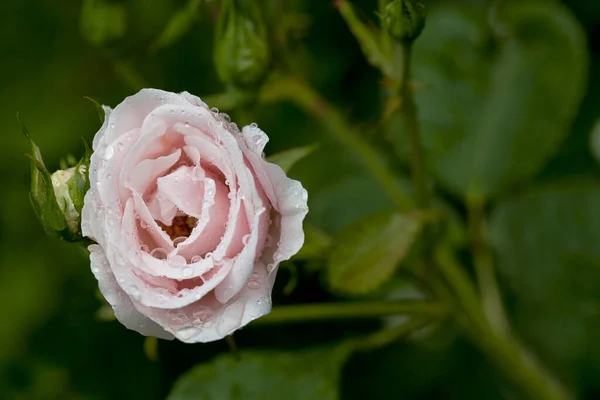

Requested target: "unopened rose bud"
[
  {"left": 51, "top": 166, "right": 88, "bottom": 237},
  {"left": 214, "top": 0, "right": 271, "bottom": 89},
  {"left": 20, "top": 115, "right": 90, "bottom": 242},
  {"left": 382, "top": 0, "right": 426, "bottom": 43}
]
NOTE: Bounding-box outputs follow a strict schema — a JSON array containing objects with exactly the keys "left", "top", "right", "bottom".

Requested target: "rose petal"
[
  {"left": 240, "top": 126, "right": 308, "bottom": 262},
  {"left": 126, "top": 149, "right": 182, "bottom": 195},
  {"left": 89, "top": 244, "right": 173, "bottom": 339}
]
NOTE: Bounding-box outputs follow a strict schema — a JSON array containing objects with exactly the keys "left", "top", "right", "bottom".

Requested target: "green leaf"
[
  {"left": 267, "top": 144, "right": 318, "bottom": 173},
  {"left": 18, "top": 115, "right": 67, "bottom": 236},
  {"left": 326, "top": 211, "right": 424, "bottom": 295},
  {"left": 83, "top": 96, "right": 106, "bottom": 122},
  {"left": 149, "top": 0, "right": 202, "bottom": 54},
  {"left": 293, "top": 223, "right": 332, "bottom": 260},
  {"left": 490, "top": 181, "right": 600, "bottom": 376},
  {"left": 337, "top": 0, "right": 393, "bottom": 77},
  {"left": 403, "top": 1, "right": 587, "bottom": 199},
  {"left": 80, "top": 0, "right": 126, "bottom": 46},
  {"left": 168, "top": 346, "right": 351, "bottom": 400}
]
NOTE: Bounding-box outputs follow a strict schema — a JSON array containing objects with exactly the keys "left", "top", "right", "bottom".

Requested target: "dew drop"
[
  {"left": 242, "top": 234, "right": 251, "bottom": 245},
  {"left": 140, "top": 244, "right": 149, "bottom": 252},
  {"left": 250, "top": 122, "right": 258, "bottom": 128},
  {"left": 253, "top": 134, "right": 264, "bottom": 147},
  {"left": 91, "top": 265, "right": 100, "bottom": 273},
  {"left": 155, "top": 289, "right": 169, "bottom": 303},
  {"left": 182, "top": 267, "right": 193, "bottom": 277},
  {"left": 190, "top": 255, "right": 202, "bottom": 263},
  {"left": 173, "top": 236, "right": 187, "bottom": 247},
  {"left": 192, "top": 306, "right": 212, "bottom": 325},
  {"left": 130, "top": 285, "right": 140, "bottom": 299},
  {"left": 210, "top": 107, "right": 219, "bottom": 114},
  {"left": 267, "top": 263, "right": 276, "bottom": 273},
  {"left": 220, "top": 112, "right": 231, "bottom": 123},
  {"left": 150, "top": 248, "right": 168, "bottom": 260},
  {"left": 117, "top": 142, "right": 125, "bottom": 151},
  {"left": 167, "top": 310, "right": 187, "bottom": 325},
  {"left": 300, "top": 188, "right": 308, "bottom": 202},
  {"left": 213, "top": 257, "right": 225, "bottom": 265},
  {"left": 247, "top": 280, "right": 261, "bottom": 290},
  {"left": 140, "top": 220, "right": 149, "bottom": 230},
  {"left": 103, "top": 146, "right": 114, "bottom": 160},
  {"left": 117, "top": 276, "right": 125, "bottom": 284},
  {"left": 176, "top": 326, "right": 198, "bottom": 340},
  {"left": 168, "top": 254, "right": 187, "bottom": 268}
]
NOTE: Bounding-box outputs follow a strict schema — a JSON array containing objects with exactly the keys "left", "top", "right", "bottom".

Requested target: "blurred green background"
[{"left": 2, "top": 0, "right": 600, "bottom": 398}]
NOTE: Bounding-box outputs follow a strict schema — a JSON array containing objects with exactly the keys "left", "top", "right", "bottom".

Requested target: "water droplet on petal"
[
  {"left": 103, "top": 145, "right": 114, "bottom": 160},
  {"left": 130, "top": 285, "right": 140, "bottom": 299},
  {"left": 210, "top": 107, "right": 219, "bottom": 114},
  {"left": 173, "top": 236, "right": 187, "bottom": 247},
  {"left": 140, "top": 244, "right": 149, "bottom": 252},
  {"left": 267, "top": 263, "right": 276, "bottom": 273},
  {"left": 150, "top": 248, "right": 168, "bottom": 260},
  {"left": 192, "top": 306, "right": 212, "bottom": 325},
  {"left": 168, "top": 254, "right": 187, "bottom": 267},
  {"left": 91, "top": 265, "right": 99, "bottom": 273},
  {"left": 250, "top": 122, "right": 258, "bottom": 128},
  {"left": 220, "top": 112, "right": 231, "bottom": 123},
  {"left": 242, "top": 234, "right": 251, "bottom": 245},
  {"left": 300, "top": 188, "right": 308, "bottom": 202},
  {"left": 190, "top": 255, "right": 202, "bottom": 263},
  {"left": 176, "top": 326, "right": 198, "bottom": 340},
  {"left": 155, "top": 288, "right": 169, "bottom": 303},
  {"left": 117, "top": 276, "right": 125, "bottom": 284},
  {"left": 214, "top": 258, "right": 225, "bottom": 266},
  {"left": 167, "top": 310, "right": 188, "bottom": 325},
  {"left": 247, "top": 280, "right": 261, "bottom": 290},
  {"left": 182, "top": 267, "right": 193, "bottom": 277},
  {"left": 253, "top": 134, "right": 264, "bottom": 147}
]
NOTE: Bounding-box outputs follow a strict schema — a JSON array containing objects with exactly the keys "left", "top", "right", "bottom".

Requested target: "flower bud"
[
  {"left": 382, "top": 0, "right": 426, "bottom": 43},
  {"left": 20, "top": 116, "right": 90, "bottom": 242},
  {"left": 52, "top": 166, "right": 88, "bottom": 236},
  {"left": 214, "top": 0, "right": 271, "bottom": 89}
]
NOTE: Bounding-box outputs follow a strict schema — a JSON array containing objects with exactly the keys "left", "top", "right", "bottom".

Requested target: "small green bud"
[
  {"left": 382, "top": 0, "right": 426, "bottom": 43},
  {"left": 214, "top": 0, "right": 271, "bottom": 89},
  {"left": 52, "top": 166, "right": 88, "bottom": 235},
  {"left": 19, "top": 115, "right": 90, "bottom": 242}
]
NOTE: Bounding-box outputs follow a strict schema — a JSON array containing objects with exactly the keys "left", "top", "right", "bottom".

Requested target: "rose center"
[{"left": 156, "top": 215, "right": 197, "bottom": 241}]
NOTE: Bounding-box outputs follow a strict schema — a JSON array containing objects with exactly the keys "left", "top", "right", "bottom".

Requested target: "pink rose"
[{"left": 82, "top": 89, "right": 308, "bottom": 342}]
